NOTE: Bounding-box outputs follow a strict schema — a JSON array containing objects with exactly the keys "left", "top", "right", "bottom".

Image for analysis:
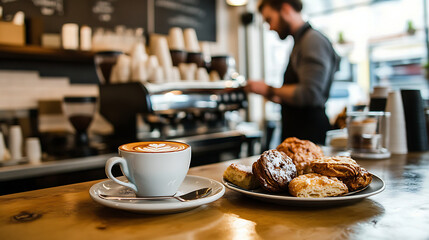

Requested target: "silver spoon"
[{"left": 98, "top": 188, "right": 212, "bottom": 202}]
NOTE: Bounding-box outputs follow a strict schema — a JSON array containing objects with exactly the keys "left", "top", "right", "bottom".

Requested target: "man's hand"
[
  {"left": 245, "top": 80, "right": 297, "bottom": 104},
  {"left": 245, "top": 80, "right": 269, "bottom": 96}
]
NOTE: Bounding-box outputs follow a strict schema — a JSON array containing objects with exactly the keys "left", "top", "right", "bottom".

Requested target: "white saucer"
[{"left": 89, "top": 175, "right": 225, "bottom": 214}]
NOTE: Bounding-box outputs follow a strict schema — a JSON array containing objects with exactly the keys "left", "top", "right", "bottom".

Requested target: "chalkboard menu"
[
  {"left": 1, "top": 0, "right": 148, "bottom": 33},
  {"left": 154, "top": 0, "right": 216, "bottom": 42},
  {"left": 0, "top": 0, "right": 217, "bottom": 42}
]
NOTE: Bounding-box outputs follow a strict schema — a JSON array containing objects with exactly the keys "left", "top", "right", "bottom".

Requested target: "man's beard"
[{"left": 277, "top": 16, "right": 291, "bottom": 40}]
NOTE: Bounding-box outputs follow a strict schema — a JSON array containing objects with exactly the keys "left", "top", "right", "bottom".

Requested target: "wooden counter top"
[{"left": 1, "top": 152, "right": 429, "bottom": 240}]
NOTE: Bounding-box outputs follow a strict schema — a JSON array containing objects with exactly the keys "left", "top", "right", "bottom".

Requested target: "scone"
[
  {"left": 288, "top": 173, "right": 348, "bottom": 198},
  {"left": 223, "top": 163, "right": 260, "bottom": 190},
  {"left": 339, "top": 167, "right": 372, "bottom": 191},
  {"left": 310, "top": 156, "right": 361, "bottom": 178},
  {"left": 252, "top": 149, "right": 297, "bottom": 192},
  {"left": 276, "top": 137, "right": 324, "bottom": 175}
]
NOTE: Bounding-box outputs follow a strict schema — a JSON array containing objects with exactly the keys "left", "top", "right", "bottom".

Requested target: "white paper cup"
[
  {"left": 196, "top": 67, "right": 209, "bottom": 82},
  {"left": 209, "top": 70, "right": 221, "bottom": 82},
  {"left": 26, "top": 137, "right": 42, "bottom": 164},
  {"left": 386, "top": 91, "right": 408, "bottom": 154},
  {"left": 172, "top": 66, "right": 181, "bottom": 82},
  {"left": 168, "top": 27, "right": 185, "bottom": 50},
  {"left": 149, "top": 66, "right": 164, "bottom": 83},
  {"left": 116, "top": 54, "right": 131, "bottom": 83},
  {"left": 154, "top": 36, "right": 173, "bottom": 69},
  {"left": 184, "top": 28, "right": 200, "bottom": 52},
  {"left": 131, "top": 59, "right": 148, "bottom": 82}
]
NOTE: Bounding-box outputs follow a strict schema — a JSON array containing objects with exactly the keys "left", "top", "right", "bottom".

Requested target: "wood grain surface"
[{"left": 1, "top": 152, "right": 429, "bottom": 240}]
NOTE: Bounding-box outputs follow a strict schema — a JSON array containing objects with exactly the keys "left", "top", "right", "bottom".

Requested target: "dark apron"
[{"left": 281, "top": 25, "right": 332, "bottom": 145}]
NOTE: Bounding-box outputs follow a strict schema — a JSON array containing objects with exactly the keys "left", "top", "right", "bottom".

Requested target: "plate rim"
[
  {"left": 223, "top": 174, "right": 385, "bottom": 202},
  {"left": 89, "top": 175, "right": 225, "bottom": 213}
]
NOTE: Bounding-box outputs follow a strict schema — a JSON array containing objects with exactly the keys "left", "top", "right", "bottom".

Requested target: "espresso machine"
[{"left": 98, "top": 80, "right": 254, "bottom": 166}]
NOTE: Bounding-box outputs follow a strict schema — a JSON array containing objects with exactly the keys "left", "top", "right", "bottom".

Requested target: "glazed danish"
[
  {"left": 252, "top": 149, "right": 297, "bottom": 192},
  {"left": 310, "top": 156, "right": 361, "bottom": 178}
]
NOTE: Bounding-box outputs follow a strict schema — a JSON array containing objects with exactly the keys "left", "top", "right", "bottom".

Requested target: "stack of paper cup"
[
  {"left": 209, "top": 70, "right": 221, "bottom": 82},
  {"left": 62, "top": 23, "right": 79, "bottom": 50},
  {"left": 164, "top": 68, "right": 174, "bottom": 82},
  {"left": 132, "top": 61, "right": 148, "bottom": 83},
  {"left": 184, "top": 28, "right": 200, "bottom": 53},
  {"left": 153, "top": 36, "right": 173, "bottom": 82},
  {"left": 9, "top": 125, "right": 23, "bottom": 160},
  {"left": 199, "top": 41, "right": 212, "bottom": 63},
  {"left": 179, "top": 63, "right": 197, "bottom": 81},
  {"left": 149, "top": 66, "right": 164, "bottom": 83},
  {"left": 385, "top": 91, "right": 407, "bottom": 154},
  {"left": 131, "top": 42, "right": 148, "bottom": 68},
  {"left": 131, "top": 42, "right": 149, "bottom": 82},
  {"left": 116, "top": 54, "right": 131, "bottom": 83},
  {"left": 172, "top": 67, "right": 181, "bottom": 81},
  {"left": 26, "top": 137, "right": 42, "bottom": 164},
  {"left": 168, "top": 27, "right": 185, "bottom": 50},
  {"left": 196, "top": 68, "right": 209, "bottom": 82},
  {"left": 146, "top": 55, "right": 160, "bottom": 82},
  {"left": 153, "top": 36, "right": 173, "bottom": 68}
]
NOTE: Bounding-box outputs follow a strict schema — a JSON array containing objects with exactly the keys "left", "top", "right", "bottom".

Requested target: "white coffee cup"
[
  {"left": 105, "top": 141, "right": 191, "bottom": 197},
  {"left": 26, "top": 137, "right": 42, "bottom": 164}
]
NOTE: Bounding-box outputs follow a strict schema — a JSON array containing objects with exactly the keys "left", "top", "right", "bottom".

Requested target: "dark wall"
[
  {"left": 0, "top": 0, "right": 216, "bottom": 41},
  {"left": 1, "top": 0, "right": 149, "bottom": 34},
  {"left": 0, "top": 0, "right": 217, "bottom": 84},
  {"left": 154, "top": 0, "right": 216, "bottom": 41}
]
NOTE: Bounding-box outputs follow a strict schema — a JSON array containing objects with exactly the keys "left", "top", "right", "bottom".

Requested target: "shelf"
[
  {"left": 0, "top": 44, "right": 99, "bottom": 84},
  {"left": 0, "top": 44, "right": 95, "bottom": 63}
]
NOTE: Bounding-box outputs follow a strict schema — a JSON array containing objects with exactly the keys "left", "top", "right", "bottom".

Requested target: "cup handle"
[{"left": 105, "top": 157, "right": 137, "bottom": 192}]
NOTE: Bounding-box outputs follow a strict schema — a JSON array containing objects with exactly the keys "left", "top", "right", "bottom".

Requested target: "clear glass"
[
  {"left": 94, "top": 51, "right": 123, "bottom": 84},
  {"left": 346, "top": 111, "right": 391, "bottom": 159}
]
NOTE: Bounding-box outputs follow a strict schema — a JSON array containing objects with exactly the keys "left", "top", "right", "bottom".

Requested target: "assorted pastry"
[
  {"left": 276, "top": 137, "right": 324, "bottom": 175},
  {"left": 223, "top": 137, "right": 373, "bottom": 198}
]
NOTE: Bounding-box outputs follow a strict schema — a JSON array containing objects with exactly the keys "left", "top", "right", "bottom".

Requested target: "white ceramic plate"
[
  {"left": 223, "top": 174, "right": 385, "bottom": 207},
  {"left": 90, "top": 175, "right": 225, "bottom": 214}
]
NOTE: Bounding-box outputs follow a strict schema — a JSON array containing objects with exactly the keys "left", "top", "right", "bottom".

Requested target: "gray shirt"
[{"left": 286, "top": 22, "right": 340, "bottom": 107}]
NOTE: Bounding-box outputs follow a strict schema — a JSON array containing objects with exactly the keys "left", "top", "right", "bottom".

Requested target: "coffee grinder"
[{"left": 63, "top": 96, "right": 98, "bottom": 157}]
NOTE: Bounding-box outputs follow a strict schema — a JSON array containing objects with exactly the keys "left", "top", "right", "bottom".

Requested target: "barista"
[{"left": 246, "top": 0, "right": 340, "bottom": 145}]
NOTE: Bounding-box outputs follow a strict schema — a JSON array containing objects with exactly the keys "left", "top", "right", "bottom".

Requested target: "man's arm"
[{"left": 245, "top": 80, "right": 296, "bottom": 104}]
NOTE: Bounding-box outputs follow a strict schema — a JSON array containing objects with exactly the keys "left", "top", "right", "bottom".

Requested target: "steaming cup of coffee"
[{"left": 105, "top": 141, "right": 191, "bottom": 197}]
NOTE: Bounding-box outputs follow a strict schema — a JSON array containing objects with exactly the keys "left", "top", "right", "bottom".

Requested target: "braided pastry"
[{"left": 288, "top": 173, "right": 348, "bottom": 198}]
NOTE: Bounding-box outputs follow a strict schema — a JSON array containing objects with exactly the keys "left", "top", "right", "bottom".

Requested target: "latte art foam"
[{"left": 119, "top": 141, "right": 189, "bottom": 153}]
